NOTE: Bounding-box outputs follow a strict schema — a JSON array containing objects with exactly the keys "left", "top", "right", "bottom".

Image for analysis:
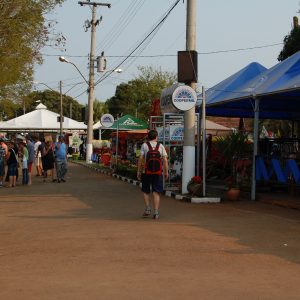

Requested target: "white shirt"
[{"left": 140, "top": 141, "right": 168, "bottom": 159}]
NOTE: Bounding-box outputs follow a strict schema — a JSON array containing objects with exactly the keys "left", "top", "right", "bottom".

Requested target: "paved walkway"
[{"left": 1, "top": 163, "right": 300, "bottom": 300}]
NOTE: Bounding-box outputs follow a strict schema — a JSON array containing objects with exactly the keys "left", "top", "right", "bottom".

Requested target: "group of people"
[
  {"left": 1, "top": 130, "right": 168, "bottom": 220},
  {"left": 0, "top": 135, "right": 68, "bottom": 188}
]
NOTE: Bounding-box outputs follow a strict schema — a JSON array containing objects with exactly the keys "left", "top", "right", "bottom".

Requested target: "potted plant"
[
  {"left": 214, "top": 131, "right": 252, "bottom": 200},
  {"left": 187, "top": 176, "right": 203, "bottom": 197}
]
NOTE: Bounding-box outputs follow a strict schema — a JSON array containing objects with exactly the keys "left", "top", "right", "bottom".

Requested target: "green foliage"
[
  {"left": 0, "top": 0, "right": 65, "bottom": 101},
  {"left": 93, "top": 99, "right": 108, "bottom": 122},
  {"left": 278, "top": 27, "right": 300, "bottom": 61},
  {"left": 214, "top": 132, "right": 252, "bottom": 169},
  {"left": 214, "top": 132, "right": 253, "bottom": 187},
  {"left": 106, "top": 66, "right": 176, "bottom": 120},
  {"left": 23, "top": 90, "right": 84, "bottom": 121}
]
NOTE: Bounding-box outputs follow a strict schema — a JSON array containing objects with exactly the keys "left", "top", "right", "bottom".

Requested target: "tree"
[
  {"left": 278, "top": 26, "right": 300, "bottom": 61},
  {"left": 277, "top": 16, "right": 300, "bottom": 137},
  {"left": 106, "top": 66, "right": 176, "bottom": 120},
  {"left": 0, "top": 0, "right": 65, "bottom": 101},
  {"left": 93, "top": 99, "right": 108, "bottom": 122},
  {"left": 23, "top": 90, "right": 84, "bottom": 121}
]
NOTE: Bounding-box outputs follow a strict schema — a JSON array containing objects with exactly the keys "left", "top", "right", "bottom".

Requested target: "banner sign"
[
  {"left": 169, "top": 125, "right": 184, "bottom": 141},
  {"left": 156, "top": 127, "right": 169, "bottom": 141}
]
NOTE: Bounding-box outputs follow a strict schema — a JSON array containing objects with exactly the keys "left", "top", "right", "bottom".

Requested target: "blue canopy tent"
[
  {"left": 196, "top": 62, "right": 267, "bottom": 196},
  {"left": 205, "top": 50, "right": 300, "bottom": 200},
  {"left": 206, "top": 51, "right": 300, "bottom": 119},
  {"left": 203, "top": 62, "right": 267, "bottom": 108}
]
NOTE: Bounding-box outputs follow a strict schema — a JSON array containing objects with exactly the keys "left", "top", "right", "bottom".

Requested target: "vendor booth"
[{"left": 205, "top": 51, "right": 300, "bottom": 199}]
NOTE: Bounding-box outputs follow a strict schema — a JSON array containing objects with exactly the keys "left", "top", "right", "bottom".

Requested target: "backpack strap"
[
  {"left": 155, "top": 142, "right": 160, "bottom": 151},
  {"left": 146, "top": 142, "right": 153, "bottom": 151}
]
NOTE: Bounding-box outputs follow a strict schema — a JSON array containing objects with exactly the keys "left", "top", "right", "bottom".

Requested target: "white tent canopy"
[{"left": 0, "top": 103, "right": 87, "bottom": 131}]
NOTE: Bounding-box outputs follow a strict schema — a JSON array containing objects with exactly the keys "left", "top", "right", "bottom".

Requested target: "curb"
[{"left": 71, "top": 160, "right": 221, "bottom": 204}]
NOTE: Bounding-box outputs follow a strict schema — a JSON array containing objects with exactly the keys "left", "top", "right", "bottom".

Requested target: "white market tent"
[{"left": 0, "top": 103, "right": 87, "bottom": 132}]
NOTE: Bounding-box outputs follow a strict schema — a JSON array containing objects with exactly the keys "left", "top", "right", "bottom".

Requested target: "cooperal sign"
[
  {"left": 100, "top": 114, "right": 114, "bottom": 128},
  {"left": 172, "top": 85, "right": 197, "bottom": 111}
]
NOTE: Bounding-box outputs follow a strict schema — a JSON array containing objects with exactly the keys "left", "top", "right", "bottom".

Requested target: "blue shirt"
[{"left": 55, "top": 142, "right": 67, "bottom": 161}]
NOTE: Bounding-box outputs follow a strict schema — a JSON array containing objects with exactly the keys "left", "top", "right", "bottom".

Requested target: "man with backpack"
[{"left": 137, "top": 129, "right": 168, "bottom": 220}]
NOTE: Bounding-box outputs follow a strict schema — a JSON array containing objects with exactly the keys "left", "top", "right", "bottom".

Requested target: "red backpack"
[{"left": 145, "top": 142, "right": 163, "bottom": 175}]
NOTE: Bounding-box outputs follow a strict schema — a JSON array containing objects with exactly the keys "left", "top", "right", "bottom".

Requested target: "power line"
[
  {"left": 40, "top": 42, "right": 283, "bottom": 58},
  {"left": 94, "top": 0, "right": 182, "bottom": 86}
]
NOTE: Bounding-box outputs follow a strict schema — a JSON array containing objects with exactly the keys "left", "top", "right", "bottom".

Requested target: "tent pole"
[
  {"left": 202, "top": 86, "right": 206, "bottom": 197},
  {"left": 116, "top": 121, "right": 119, "bottom": 169},
  {"left": 196, "top": 112, "right": 200, "bottom": 177},
  {"left": 251, "top": 97, "right": 260, "bottom": 201}
]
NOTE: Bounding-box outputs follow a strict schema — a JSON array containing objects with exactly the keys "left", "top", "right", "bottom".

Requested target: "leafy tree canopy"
[
  {"left": 22, "top": 90, "right": 84, "bottom": 122},
  {"left": 278, "top": 26, "right": 300, "bottom": 61},
  {"left": 94, "top": 99, "right": 108, "bottom": 122},
  {"left": 106, "top": 66, "right": 176, "bottom": 121},
  {"left": 0, "top": 0, "right": 64, "bottom": 101}
]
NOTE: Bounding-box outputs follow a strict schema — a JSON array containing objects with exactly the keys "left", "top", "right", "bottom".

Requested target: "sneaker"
[
  {"left": 153, "top": 213, "right": 159, "bottom": 220},
  {"left": 61, "top": 178, "right": 66, "bottom": 182},
  {"left": 142, "top": 209, "right": 151, "bottom": 218}
]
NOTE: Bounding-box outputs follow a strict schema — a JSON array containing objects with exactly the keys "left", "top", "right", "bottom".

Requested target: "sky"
[{"left": 34, "top": 0, "right": 299, "bottom": 105}]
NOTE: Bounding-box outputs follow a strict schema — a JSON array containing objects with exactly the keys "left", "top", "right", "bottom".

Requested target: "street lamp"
[
  {"left": 59, "top": 55, "right": 122, "bottom": 163},
  {"left": 59, "top": 57, "right": 89, "bottom": 85}
]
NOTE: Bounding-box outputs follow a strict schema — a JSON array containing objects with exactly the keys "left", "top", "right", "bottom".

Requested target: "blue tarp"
[{"left": 205, "top": 51, "right": 300, "bottom": 120}]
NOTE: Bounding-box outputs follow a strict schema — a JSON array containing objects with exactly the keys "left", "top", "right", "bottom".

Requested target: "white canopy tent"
[{"left": 0, "top": 103, "right": 87, "bottom": 132}]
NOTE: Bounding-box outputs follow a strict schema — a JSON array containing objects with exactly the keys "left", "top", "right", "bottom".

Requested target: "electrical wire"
[
  {"left": 94, "top": 0, "right": 182, "bottom": 87},
  {"left": 41, "top": 42, "right": 284, "bottom": 58}
]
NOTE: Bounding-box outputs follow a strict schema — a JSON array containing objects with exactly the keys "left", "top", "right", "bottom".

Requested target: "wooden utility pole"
[
  {"left": 182, "top": 0, "right": 197, "bottom": 193},
  {"left": 59, "top": 80, "right": 63, "bottom": 135},
  {"left": 78, "top": 1, "right": 111, "bottom": 163}
]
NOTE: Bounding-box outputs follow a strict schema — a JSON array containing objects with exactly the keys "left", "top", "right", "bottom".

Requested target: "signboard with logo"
[
  {"left": 101, "top": 114, "right": 115, "bottom": 128},
  {"left": 156, "top": 127, "right": 169, "bottom": 141},
  {"left": 160, "top": 84, "right": 197, "bottom": 113},
  {"left": 172, "top": 85, "right": 197, "bottom": 111},
  {"left": 169, "top": 125, "right": 184, "bottom": 141}
]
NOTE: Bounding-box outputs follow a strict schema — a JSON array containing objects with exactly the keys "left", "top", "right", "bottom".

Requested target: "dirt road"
[{"left": 1, "top": 163, "right": 300, "bottom": 300}]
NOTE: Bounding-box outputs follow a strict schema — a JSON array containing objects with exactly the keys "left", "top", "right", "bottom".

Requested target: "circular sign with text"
[
  {"left": 100, "top": 114, "right": 115, "bottom": 128},
  {"left": 172, "top": 85, "right": 197, "bottom": 111}
]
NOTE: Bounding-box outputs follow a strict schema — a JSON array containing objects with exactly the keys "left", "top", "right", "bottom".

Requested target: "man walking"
[
  {"left": 137, "top": 130, "right": 168, "bottom": 219},
  {"left": 55, "top": 135, "right": 67, "bottom": 183},
  {"left": 25, "top": 135, "right": 35, "bottom": 185}
]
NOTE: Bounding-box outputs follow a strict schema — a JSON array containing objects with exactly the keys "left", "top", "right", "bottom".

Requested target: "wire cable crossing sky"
[{"left": 35, "top": 0, "right": 299, "bottom": 103}]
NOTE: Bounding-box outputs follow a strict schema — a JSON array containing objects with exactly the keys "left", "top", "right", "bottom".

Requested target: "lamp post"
[{"left": 59, "top": 55, "right": 122, "bottom": 163}]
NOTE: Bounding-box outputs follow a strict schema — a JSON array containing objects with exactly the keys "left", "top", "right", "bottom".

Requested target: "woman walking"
[
  {"left": 6, "top": 141, "right": 18, "bottom": 187},
  {"left": 41, "top": 140, "right": 55, "bottom": 182}
]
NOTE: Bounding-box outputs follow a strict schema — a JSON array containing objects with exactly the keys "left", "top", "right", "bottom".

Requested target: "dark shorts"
[
  {"left": 8, "top": 163, "right": 18, "bottom": 177},
  {"left": 141, "top": 174, "right": 163, "bottom": 194}
]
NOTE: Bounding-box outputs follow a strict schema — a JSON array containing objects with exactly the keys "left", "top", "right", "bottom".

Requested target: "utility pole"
[
  {"left": 59, "top": 80, "right": 63, "bottom": 135},
  {"left": 182, "top": 0, "right": 197, "bottom": 193},
  {"left": 78, "top": 1, "right": 111, "bottom": 163}
]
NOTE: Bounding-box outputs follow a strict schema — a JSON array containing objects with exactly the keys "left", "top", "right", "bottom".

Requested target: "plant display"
[
  {"left": 213, "top": 132, "right": 252, "bottom": 189},
  {"left": 115, "top": 159, "right": 137, "bottom": 180}
]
